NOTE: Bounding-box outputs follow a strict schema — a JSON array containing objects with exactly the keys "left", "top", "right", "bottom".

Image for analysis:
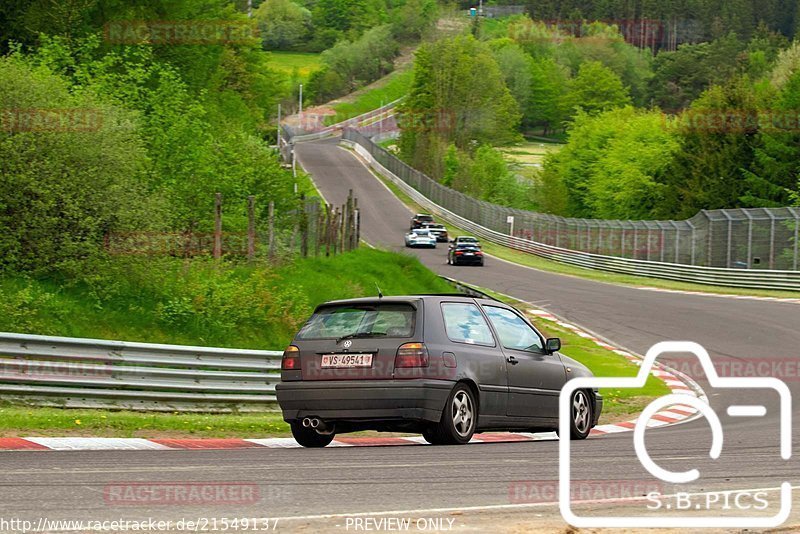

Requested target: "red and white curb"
[{"left": 0, "top": 309, "right": 706, "bottom": 452}]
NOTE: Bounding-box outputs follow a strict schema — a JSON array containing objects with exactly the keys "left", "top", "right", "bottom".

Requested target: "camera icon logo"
[{"left": 559, "top": 341, "right": 792, "bottom": 528}]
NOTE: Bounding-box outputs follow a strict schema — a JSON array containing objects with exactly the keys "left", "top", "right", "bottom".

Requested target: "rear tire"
[
  {"left": 428, "top": 384, "right": 477, "bottom": 445},
  {"left": 290, "top": 421, "right": 335, "bottom": 448}
]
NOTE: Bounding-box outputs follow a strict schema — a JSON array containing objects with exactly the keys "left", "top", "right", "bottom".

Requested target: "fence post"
[
  {"left": 268, "top": 200, "right": 275, "bottom": 260},
  {"left": 769, "top": 213, "right": 776, "bottom": 270},
  {"left": 325, "top": 204, "right": 332, "bottom": 257},
  {"left": 214, "top": 192, "right": 222, "bottom": 260},
  {"left": 794, "top": 209, "right": 799, "bottom": 271},
  {"left": 247, "top": 196, "right": 255, "bottom": 261},
  {"left": 722, "top": 210, "right": 732, "bottom": 268},
  {"left": 353, "top": 197, "right": 360, "bottom": 249},
  {"left": 316, "top": 204, "right": 323, "bottom": 257},
  {"left": 300, "top": 194, "right": 308, "bottom": 258}
]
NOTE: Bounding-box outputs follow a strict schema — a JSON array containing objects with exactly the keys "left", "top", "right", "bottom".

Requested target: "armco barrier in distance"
[{"left": 342, "top": 128, "right": 800, "bottom": 292}]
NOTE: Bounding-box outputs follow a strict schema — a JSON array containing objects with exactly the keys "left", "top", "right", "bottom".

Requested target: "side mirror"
[{"left": 545, "top": 338, "right": 561, "bottom": 354}]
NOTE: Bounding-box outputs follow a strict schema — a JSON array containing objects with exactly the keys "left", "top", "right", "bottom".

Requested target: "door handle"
[{"left": 507, "top": 356, "right": 519, "bottom": 365}]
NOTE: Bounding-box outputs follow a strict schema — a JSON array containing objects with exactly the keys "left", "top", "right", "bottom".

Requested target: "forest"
[{"left": 399, "top": 1, "right": 800, "bottom": 220}]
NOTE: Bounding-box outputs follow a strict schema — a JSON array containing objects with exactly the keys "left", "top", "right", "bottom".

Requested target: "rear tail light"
[
  {"left": 455, "top": 251, "right": 463, "bottom": 256},
  {"left": 395, "top": 342, "right": 429, "bottom": 368},
  {"left": 475, "top": 251, "right": 483, "bottom": 256},
  {"left": 281, "top": 345, "right": 301, "bottom": 370}
]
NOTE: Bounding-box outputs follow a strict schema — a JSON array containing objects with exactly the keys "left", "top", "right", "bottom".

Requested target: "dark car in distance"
[
  {"left": 276, "top": 295, "right": 602, "bottom": 447},
  {"left": 410, "top": 213, "right": 434, "bottom": 230},
  {"left": 448, "top": 243, "right": 484, "bottom": 266}
]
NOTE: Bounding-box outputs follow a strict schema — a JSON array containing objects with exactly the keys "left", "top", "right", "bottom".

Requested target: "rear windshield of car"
[
  {"left": 417, "top": 215, "right": 433, "bottom": 221},
  {"left": 296, "top": 304, "right": 416, "bottom": 340}
]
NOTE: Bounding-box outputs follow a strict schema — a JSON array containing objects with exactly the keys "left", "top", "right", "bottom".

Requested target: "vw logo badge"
[{"left": 342, "top": 340, "right": 352, "bottom": 348}]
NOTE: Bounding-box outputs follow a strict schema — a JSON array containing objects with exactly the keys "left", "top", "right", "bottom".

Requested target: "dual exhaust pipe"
[{"left": 302, "top": 417, "right": 334, "bottom": 435}]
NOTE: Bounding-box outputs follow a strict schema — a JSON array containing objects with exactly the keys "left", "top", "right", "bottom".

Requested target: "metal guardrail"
[
  {"left": 286, "top": 99, "right": 403, "bottom": 144},
  {"left": 344, "top": 133, "right": 800, "bottom": 291},
  {"left": 0, "top": 333, "right": 282, "bottom": 412}
]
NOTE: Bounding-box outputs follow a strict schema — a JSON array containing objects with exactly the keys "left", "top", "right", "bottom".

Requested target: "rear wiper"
[{"left": 336, "top": 332, "right": 387, "bottom": 343}]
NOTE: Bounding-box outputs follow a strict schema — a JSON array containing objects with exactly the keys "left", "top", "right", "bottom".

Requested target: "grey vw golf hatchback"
[{"left": 276, "top": 295, "right": 602, "bottom": 447}]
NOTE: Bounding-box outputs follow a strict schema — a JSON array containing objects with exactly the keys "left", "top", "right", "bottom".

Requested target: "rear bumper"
[
  {"left": 453, "top": 256, "right": 483, "bottom": 265},
  {"left": 276, "top": 379, "right": 453, "bottom": 423}
]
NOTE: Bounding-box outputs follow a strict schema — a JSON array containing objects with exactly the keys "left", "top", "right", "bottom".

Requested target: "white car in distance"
[{"left": 404, "top": 228, "right": 437, "bottom": 248}]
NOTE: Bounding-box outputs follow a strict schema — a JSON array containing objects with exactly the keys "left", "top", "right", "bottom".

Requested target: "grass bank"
[
  {"left": 326, "top": 69, "right": 413, "bottom": 124},
  {"left": 268, "top": 51, "right": 321, "bottom": 83},
  {"left": 0, "top": 248, "right": 453, "bottom": 350}
]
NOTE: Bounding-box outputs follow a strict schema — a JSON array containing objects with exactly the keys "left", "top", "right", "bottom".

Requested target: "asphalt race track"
[{"left": 0, "top": 137, "right": 798, "bottom": 531}]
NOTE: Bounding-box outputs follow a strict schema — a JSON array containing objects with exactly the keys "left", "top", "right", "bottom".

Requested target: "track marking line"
[{"left": 269, "top": 484, "right": 800, "bottom": 522}]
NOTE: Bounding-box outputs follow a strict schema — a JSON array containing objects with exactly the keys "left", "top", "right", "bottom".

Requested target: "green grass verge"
[
  {"left": 326, "top": 69, "right": 414, "bottom": 125},
  {"left": 268, "top": 51, "right": 321, "bottom": 83},
  {"left": 0, "top": 405, "right": 290, "bottom": 438},
  {"left": 370, "top": 168, "right": 800, "bottom": 299}
]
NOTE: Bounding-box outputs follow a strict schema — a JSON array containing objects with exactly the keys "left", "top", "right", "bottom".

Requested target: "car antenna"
[{"left": 376, "top": 283, "right": 384, "bottom": 299}]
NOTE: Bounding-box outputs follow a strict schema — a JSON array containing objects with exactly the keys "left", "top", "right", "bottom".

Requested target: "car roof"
[{"left": 316, "top": 295, "right": 500, "bottom": 308}]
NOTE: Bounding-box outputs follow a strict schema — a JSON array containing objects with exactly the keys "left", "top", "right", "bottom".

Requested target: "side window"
[
  {"left": 483, "top": 306, "right": 543, "bottom": 352},
  {"left": 441, "top": 303, "right": 495, "bottom": 346}
]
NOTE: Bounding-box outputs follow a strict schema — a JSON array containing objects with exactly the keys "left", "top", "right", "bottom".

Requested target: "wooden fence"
[{"left": 104, "top": 192, "right": 360, "bottom": 260}]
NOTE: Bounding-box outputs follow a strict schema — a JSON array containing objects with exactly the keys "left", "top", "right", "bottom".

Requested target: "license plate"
[
  {"left": 321, "top": 353, "right": 374, "bottom": 368},
  {"left": 464, "top": 252, "right": 474, "bottom": 256}
]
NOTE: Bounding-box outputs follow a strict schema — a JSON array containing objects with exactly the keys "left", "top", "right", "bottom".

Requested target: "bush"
[{"left": 0, "top": 55, "right": 154, "bottom": 273}]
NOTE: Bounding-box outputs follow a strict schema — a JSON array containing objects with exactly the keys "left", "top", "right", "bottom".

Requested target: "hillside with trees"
[{"left": 398, "top": 3, "right": 800, "bottom": 221}]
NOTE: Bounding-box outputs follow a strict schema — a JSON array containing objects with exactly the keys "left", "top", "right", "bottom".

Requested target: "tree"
[
  {"left": 490, "top": 40, "right": 534, "bottom": 117},
  {"left": 742, "top": 69, "right": 800, "bottom": 207},
  {"left": 254, "top": 0, "right": 311, "bottom": 51},
  {"left": 0, "top": 55, "right": 154, "bottom": 272},
  {"left": 541, "top": 107, "right": 680, "bottom": 219},
  {"left": 566, "top": 60, "right": 631, "bottom": 116},
  {"left": 400, "top": 34, "right": 521, "bottom": 177},
  {"left": 661, "top": 78, "right": 759, "bottom": 218},
  {"left": 528, "top": 57, "right": 571, "bottom": 134},
  {"left": 391, "top": 0, "right": 438, "bottom": 42},
  {"left": 307, "top": 24, "right": 398, "bottom": 101}
]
